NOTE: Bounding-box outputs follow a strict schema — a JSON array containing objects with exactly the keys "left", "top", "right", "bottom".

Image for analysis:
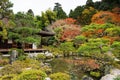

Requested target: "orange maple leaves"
[
  {"left": 51, "top": 18, "right": 81, "bottom": 41},
  {"left": 91, "top": 11, "right": 120, "bottom": 25}
]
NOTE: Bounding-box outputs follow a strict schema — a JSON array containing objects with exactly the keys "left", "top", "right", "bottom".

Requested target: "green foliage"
[
  {"left": 13, "top": 58, "right": 41, "bottom": 69},
  {"left": 49, "top": 72, "right": 70, "bottom": 80},
  {"left": 77, "top": 38, "right": 110, "bottom": 56},
  {"left": 0, "top": 28, "right": 8, "bottom": 40},
  {"left": 36, "top": 54, "right": 46, "bottom": 60},
  {"left": 59, "top": 42, "right": 76, "bottom": 56},
  {"left": 111, "top": 41, "right": 120, "bottom": 58},
  {"left": 9, "top": 48, "right": 24, "bottom": 57},
  {"left": 13, "top": 69, "right": 47, "bottom": 80},
  {"left": 0, "top": 64, "right": 22, "bottom": 76},
  {"left": 0, "top": 58, "right": 43, "bottom": 77},
  {"left": 27, "top": 9, "right": 34, "bottom": 16},
  {"left": 90, "top": 71, "right": 101, "bottom": 77},
  {"left": 0, "top": 59, "right": 9, "bottom": 66},
  {"left": 69, "top": 6, "right": 84, "bottom": 19},
  {"left": 43, "top": 46, "right": 63, "bottom": 57},
  {"left": 53, "top": 3, "right": 67, "bottom": 19},
  {"left": 86, "top": 0, "right": 94, "bottom": 7},
  {"left": 36, "top": 9, "right": 56, "bottom": 29},
  {"left": 9, "top": 27, "right": 41, "bottom": 45},
  {"left": 74, "top": 35, "right": 87, "bottom": 48},
  {"left": 14, "top": 12, "right": 35, "bottom": 27},
  {"left": 0, "top": 19, "right": 15, "bottom": 40},
  {"left": 80, "top": 7, "right": 97, "bottom": 25},
  {"left": 94, "top": 0, "right": 120, "bottom": 11},
  {"left": 114, "top": 75, "right": 120, "bottom": 80},
  {"left": 0, "top": 0, "right": 13, "bottom": 19},
  {"left": 0, "top": 74, "right": 16, "bottom": 80},
  {"left": 105, "top": 27, "right": 120, "bottom": 37}
]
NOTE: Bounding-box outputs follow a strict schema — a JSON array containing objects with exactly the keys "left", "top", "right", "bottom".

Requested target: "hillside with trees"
[{"left": 0, "top": 0, "right": 120, "bottom": 80}]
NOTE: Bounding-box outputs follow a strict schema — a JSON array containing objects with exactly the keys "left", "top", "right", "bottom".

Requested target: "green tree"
[
  {"left": 0, "top": 0, "right": 15, "bottom": 41},
  {"left": 77, "top": 38, "right": 110, "bottom": 56},
  {"left": 35, "top": 9, "right": 56, "bottom": 29},
  {"left": 86, "top": 0, "right": 94, "bottom": 7},
  {"left": 73, "top": 35, "right": 87, "bottom": 48},
  {"left": 53, "top": 3, "right": 67, "bottom": 19},
  {"left": 80, "top": 7, "right": 97, "bottom": 25},
  {"left": 0, "top": 0, "right": 13, "bottom": 19},
  {"left": 14, "top": 12, "right": 35, "bottom": 27},
  {"left": 27, "top": 9, "right": 34, "bottom": 17},
  {"left": 9, "top": 12, "right": 41, "bottom": 48},
  {"left": 59, "top": 42, "right": 76, "bottom": 56},
  {"left": 8, "top": 27, "right": 41, "bottom": 48},
  {"left": 111, "top": 41, "right": 120, "bottom": 59},
  {"left": 69, "top": 6, "right": 84, "bottom": 19}
]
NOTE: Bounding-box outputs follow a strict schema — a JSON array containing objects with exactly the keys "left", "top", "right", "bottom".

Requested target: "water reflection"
[{"left": 49, "top": 58, "right": 86, "bottom": 80}]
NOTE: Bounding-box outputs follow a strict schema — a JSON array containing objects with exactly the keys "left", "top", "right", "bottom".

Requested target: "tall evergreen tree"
[
  {"left": 0, "top": 0, "right": 15, "bottom": 40},
  {"left": 53, "top": 3, "right": 67, "bottom": 19},
  {"left": 69, "top": 6, "right": 84, "bottom": 19},
  {"left": 0, "top": 0, "right": 13, "bottom": 19},
  {"left": 86, "top": 0, "right": 94, "bottom": 7},
  {"left": 27, "top": 9, "right": 34, "bottom": 17}
]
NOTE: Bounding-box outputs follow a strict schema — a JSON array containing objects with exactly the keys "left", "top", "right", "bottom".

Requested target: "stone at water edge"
[
  {"left": 82, "top": 76, "right": 94, "bottom": 80},
  {"left": 45, "top": 77, "right": 51, "bottom": 80},
  {"left": 110, "top": 69, "right": 120, "bottom": 76},
  {"left": 100, "top": 69, "right": 120, "bottom": 80},
  {"left": 100, "top": 74, "right": 116, "bottom": 80}
]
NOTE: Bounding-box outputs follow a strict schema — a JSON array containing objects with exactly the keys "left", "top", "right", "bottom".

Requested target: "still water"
[{"left": 47, "top": 57, "right": 97, "bottom": 80}]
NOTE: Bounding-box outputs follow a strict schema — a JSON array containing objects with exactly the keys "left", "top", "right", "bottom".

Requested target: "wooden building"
[{"left": 0, "top": 31, "right": 55, "bottom": 53}]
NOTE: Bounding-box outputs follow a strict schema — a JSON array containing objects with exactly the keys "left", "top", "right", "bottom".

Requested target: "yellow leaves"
[
  {"left": 0, "top": 20, "right": 3, "bottom": 27},
  {"left": 82, "top": 7, "right": 97, "bottom": 15},
  {"left": 1, "top": 28, "right": 8, "bottom": 40},
  {"left": 82, "top": 9, "right": 89, "bottom": 14},
  {"left": 89, "top": 7, "right": 94, "bottom": 11}
]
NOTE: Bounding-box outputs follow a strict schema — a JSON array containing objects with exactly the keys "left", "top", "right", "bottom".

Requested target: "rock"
[
  {"left": 110, "top": 69, "right": 120, "bottom": 76},
  {"left": 114, "top": 58, "right": 120, "bottom": 61},
  {"left": 100, "top": 74, "right": 116, "bottom": 80},
  {"left": 45, "top": 51, "right": 54, "bottom": 59},
  {"left": 45, "top": 77, "right": 51, "bottom": 80},
  {"left": 82, "top": 76, "right": 94, "bottom": 80},
  {"left": 100, "top": 69, "right": 120, "bottom": 80},
  {"left": 0, "top": 67, "right": 4, "bottom": 70}
]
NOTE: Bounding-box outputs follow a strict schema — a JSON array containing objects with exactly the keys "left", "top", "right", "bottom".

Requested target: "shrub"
[
  {"left": 0, "top": 64, "right": 22, "bottom": 76},
  {"left": 0, "top": 58, "right": 42, "bottom": 76},
  {"left": 36, "top": 54, "right": 46, "bottom": 61},
  {"left": 90, "top": 71, "right": 101, "bottom": 77},
  {"left": 0, "top": 74, "right": 16, "bottom": 80},
  {"left": 13, "top": 69, "right": 47, "bottom": 80},
  {"left": 0, "top": 59, "right": 9, "bottom": 66},
  {"left": 49, "top": 72, "right": 70, "bottom": 80},
  {"left": 12, "top": 58, "right": 41, "bottom": 69}
]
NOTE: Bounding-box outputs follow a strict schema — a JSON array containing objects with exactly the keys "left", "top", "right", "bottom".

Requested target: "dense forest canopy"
[{"left": 0, "top": 0, "right": 120, "bottom": 51}]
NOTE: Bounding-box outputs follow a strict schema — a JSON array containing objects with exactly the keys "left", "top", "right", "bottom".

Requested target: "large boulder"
[{"left": 100, "top": 69, "right": 120, "bottom": 80}]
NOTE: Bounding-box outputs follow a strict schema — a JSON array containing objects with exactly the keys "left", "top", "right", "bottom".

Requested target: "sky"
[{"left": 10, "top": 0, "right": 101, "bottom": 15}]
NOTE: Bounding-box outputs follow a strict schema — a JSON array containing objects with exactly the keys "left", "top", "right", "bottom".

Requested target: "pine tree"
[{"left": 53, "top": 2, "right": 67, "bottom": 19}]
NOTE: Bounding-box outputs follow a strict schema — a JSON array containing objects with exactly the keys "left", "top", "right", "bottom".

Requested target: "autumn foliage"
[
  {"left": 91, "top": 11, "right": 120, "bottom": 25},
  {"left": 64, "top": 18, "right": 77, "bottom": 24},
  {"left": 51, "top": 18, "right": 81, "bottom": 41}
]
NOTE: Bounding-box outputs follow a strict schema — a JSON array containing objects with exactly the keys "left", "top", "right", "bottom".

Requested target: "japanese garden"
[{"left": 0, "top": 0, "right": 120, "bottom": 80}]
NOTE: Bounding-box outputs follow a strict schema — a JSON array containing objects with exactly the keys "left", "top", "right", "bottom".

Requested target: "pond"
[{"left": 46, "top": 57, "right": 103, "bottom": 80}]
